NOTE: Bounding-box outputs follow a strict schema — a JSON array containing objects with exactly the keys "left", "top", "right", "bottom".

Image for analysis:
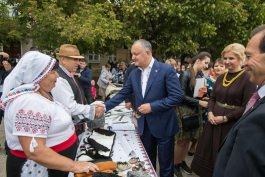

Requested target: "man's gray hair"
[{"left": 133, "top": 39, "right": 152, "bottom": 52}]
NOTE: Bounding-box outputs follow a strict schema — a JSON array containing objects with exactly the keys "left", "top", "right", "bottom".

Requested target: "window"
[
  {"left": 87, "top": 52, "right": 100, "bottom": 63},
  {"left": 108, "top": 54, "right": 116, "bottom": 63}
]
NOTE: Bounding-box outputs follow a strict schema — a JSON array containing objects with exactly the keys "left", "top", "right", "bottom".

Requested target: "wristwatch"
[{"left": 223, "top": 116, "right": 228, "bottom": 122}]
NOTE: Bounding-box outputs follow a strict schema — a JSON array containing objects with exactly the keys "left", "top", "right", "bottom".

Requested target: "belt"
[
  {"left": 10, "top": 133, "right": 77, "bottom": 158},
  {"left": 216, "top": 101, "right": 242, "bottom": 109}
]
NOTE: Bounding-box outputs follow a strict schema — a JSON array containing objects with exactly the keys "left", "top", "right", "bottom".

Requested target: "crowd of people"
[{"left": 1, "top": 24, "right": 265, "bottom": 177}]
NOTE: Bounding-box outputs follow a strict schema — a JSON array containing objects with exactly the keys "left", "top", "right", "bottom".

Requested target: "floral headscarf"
[{"left": 0, "top": 51, "right": 57, "bottom": 109}]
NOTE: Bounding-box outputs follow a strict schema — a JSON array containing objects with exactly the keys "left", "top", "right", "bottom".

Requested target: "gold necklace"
[{"left": 222, "top": 70, "right": 245, "bottom": 87}]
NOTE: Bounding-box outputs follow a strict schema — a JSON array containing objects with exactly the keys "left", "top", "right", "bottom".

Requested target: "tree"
[
  {"left": 2, "top": 0, "right": 265, "bottom": 58},
  {"left": 118, "top": 0, "right": 265, "bottom": 58},
  {"left": 0, "top": 1, "right": 23, "bottom": 46},
  {"left": 4, "top": 0, "right": 126, "bottom": 53}
]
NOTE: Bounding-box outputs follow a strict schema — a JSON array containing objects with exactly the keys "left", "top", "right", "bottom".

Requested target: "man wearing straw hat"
[{"left": 51, "top": 44, "right": 104, "bottom": 135}]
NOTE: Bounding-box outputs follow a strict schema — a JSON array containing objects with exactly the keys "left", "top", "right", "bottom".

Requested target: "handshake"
[{"left": 95, "top": 104, "right": 105, "bottom": 118}]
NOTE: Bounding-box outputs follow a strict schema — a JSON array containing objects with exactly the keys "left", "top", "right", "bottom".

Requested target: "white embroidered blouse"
[{"left": 4, "top": 93, "right": 75, "bottom": 151}]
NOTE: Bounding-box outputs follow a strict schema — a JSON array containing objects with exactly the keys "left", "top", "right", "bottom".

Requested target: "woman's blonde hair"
[{"left": 221, "top": 43, "right": 246, "bottom": 62}]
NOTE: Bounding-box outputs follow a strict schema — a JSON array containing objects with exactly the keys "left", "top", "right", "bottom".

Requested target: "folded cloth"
[
  {"left": 75, "top": 161, "right": 117, "bottom": 177},
  {"left": 78, "top": 129, "right": 116, "bottom": 162}
]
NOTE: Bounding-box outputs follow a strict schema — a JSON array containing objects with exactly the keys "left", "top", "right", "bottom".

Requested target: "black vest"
[{"left": 56, "top": 67, "right": 87, "bottom": 105}]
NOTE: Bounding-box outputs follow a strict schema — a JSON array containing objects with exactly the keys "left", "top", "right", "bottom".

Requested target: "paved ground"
[{"left": 0, "top": 123, "right": 198, "bottom": 177}]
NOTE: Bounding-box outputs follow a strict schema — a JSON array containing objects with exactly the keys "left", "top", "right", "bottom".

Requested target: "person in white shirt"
[
  {"left": 1, "top": 51, "right": 99, "bottom": 177},
  {"left": 51, "top": 44, "right": 104, "bottom": 134}
]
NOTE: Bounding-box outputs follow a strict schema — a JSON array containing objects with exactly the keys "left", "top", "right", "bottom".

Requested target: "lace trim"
[{"left": 88, "top": 105, "right": 96, "bottom": 120}]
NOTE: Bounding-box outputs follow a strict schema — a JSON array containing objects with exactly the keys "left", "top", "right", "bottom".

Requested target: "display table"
[
  {"left": 71, "top": 102, "right": 158, "bottom": 177},
  {"left": 112, "top": 130, "right": 157, "bottom": 177}
]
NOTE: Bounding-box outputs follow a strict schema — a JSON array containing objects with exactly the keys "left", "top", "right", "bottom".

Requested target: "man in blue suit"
[{"left": 105, "top": 39, "right": 184, "bottom": 177}]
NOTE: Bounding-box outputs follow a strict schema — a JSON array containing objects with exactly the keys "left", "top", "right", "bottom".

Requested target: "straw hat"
[{"left": 57, "top": 44, "right": 84, "bottom": 59}]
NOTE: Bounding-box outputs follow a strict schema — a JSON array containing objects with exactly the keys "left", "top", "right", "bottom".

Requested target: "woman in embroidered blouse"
[
  {"left": 1, "top": 51, "right": 99, "bottom": 177},
  {"left": 191, "top": 43, "right": 256, "bottom": 177}
]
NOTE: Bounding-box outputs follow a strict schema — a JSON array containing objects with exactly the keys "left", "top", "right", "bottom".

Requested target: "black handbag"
[
  {"left": 181, "top": 114, "right": 199, "bottom": 131},
  {"left": 177, "top": 105, "right": 201, "bottom": 131}
]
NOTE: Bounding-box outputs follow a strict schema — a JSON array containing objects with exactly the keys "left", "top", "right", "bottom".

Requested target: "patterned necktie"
[{"left": 243, "top": 91, "right": 260, "bottom": 114}]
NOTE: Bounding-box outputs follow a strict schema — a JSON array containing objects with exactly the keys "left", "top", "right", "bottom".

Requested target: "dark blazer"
[
  {"left": 78, "top": 67, "right": 93, "bottom": 89},
  {"left": 213, "top": 96, "right": 265, "bottom": 177},
  {"left": 181, "top": 69, "right": 204, "bottom": 105},
  {"left": 56, "top": 66, "right": 87, "bottom": 104},
  {"left": 105, "top": 60, "right": 184, "bottom": 138}
]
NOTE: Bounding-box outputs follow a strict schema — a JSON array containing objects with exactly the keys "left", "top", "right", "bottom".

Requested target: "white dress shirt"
[
  {"left": 139, "top": 58, "right": 155, "bottom": 97},
  {"left": 51, "top": 65, "right": 95, "bottom": 120},
  {"left": 258, "top": 84, "right": 265, "bottom": 99}
]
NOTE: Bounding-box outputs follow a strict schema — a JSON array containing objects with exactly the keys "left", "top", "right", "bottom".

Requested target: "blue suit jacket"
[
  {"left": 78, "top": 67, "right": 93, "bottom": 89},
  {"left": 105, "top": 60, "right": 184, "bottom": 138}
]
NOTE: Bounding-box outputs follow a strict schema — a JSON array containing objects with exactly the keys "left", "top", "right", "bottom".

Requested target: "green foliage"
[
  {"left": 1, "top": 0, "right": 265, "bottom": 58},
  {"left": 60, "top": 1, "right": 125, "bottom": 53},
  {"left": 118, "top": 0, "right": 265, "bottom": 58},
  {"left": 0, "top": 2, "right": 23, "bottom": 44}
]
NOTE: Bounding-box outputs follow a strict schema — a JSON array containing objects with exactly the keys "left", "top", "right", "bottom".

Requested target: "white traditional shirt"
[
  {"left": 51, "top": 65, "right": 95, "bottom": 120},
  {"left": 5, "top": 93, "right": 75, "bottom": 150}
]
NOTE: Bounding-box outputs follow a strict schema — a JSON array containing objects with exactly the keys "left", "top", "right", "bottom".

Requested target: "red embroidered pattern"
[{"left": 15, "top": 109, "right": 51, "bottom": 135}]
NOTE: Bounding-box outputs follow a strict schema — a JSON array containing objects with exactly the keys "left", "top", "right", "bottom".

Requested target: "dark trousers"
[{"left": 140, "top": 120, "right": 175, "bottom": 177}]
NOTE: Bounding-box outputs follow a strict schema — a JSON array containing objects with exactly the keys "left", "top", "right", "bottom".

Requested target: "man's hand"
[
  {"left": 125, "top": 102, "right": 132, "bottom": 110},
  {"left": 95, "top": 104, "right": 105, "bottom": 118},
  {"left": 138, "top": 103, "right": 152, "bottom": 114}
]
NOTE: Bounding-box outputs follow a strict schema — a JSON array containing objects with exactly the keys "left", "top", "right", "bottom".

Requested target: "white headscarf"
[{"left": 0, "top": 51, "right": 57, "bottom": 109}]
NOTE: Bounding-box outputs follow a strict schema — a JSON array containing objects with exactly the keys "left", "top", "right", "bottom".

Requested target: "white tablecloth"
[{"left": 70, "top": 102, "right": 158, "bottom": 177}]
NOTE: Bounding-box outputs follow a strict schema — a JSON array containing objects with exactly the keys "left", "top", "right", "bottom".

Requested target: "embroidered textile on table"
[{"left": 76, "top": 128, "right": 116, "bottom": 163}]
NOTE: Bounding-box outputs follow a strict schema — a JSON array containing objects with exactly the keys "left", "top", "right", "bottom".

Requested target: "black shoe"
[
  {"left": 180, "top": 161, "right": 192, "bottom": 175},
  {"left": 174, "top": 164, "right": 183, "bottom": 177}
]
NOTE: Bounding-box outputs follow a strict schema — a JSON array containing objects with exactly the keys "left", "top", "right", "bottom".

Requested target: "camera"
[{"left": 2, "top": 58, "right": 17, "bottom": 67}]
